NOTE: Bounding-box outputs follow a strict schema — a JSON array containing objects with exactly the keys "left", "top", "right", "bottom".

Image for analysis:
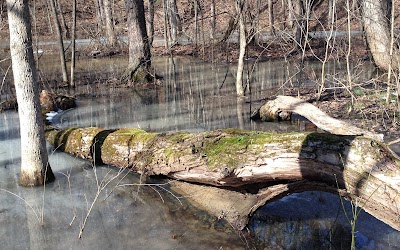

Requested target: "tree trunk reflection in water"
[{"left": 49, "top": 57, "right": 375, "bottom": 133}]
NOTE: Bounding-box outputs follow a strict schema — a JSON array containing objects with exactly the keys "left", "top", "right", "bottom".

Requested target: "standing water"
[{"left": 0, "top": 55, "right": 399, "bottom": 249}]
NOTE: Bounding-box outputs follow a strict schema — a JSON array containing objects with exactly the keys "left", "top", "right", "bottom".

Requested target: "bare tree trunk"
[
  {"left": 288, "top": 0, "right": 306, "bottom": 56},
  {"left": 281, "top": 0, "right": 286, "bottom": 25},
  {"left": 235, "top": 0, "right": 246, "bottom": 97},
  {"left": 194, "top": 0, "right": 199, "bottom": 50},
  {"left": 70, "top": 0, "right": 77, "bottom": 87},
  {"left": 45, "top": 1, "right": 53, "bottom": 33},
  {"left": 346, "top": 0, "right": 353, "bottom": 89},
  {"left": 386, "top": 0, "right": 396, "bottom": 104},
  {"left": 210, "top": 0, "right": 216, "bottom": 40},
  {"left": 104, "top": 0, "right": 117, "bottom": 46},
  {"left": 162, "top": 0, "right": 169, "bottom": 48},
  {"left": 96, "top": 0, "right": 105, "bottom": 27},
  {"left": 49, "top": 0, "right": 68, "bottom": 84},
  {"left": 328, "top": 0, "right": 334, "bottom": 22},
  {"left": 254, "top": 0, "right": 260, "bottom": 44},
  {"left": 147, "top": 0, "right": 155, "bottom": 46},
  {"left": 287, "top": 0, "right": 294, "bottom": 28},
  {"left": 168, "top": 0, "right": 178, "bottom": 44},
  {"left": 360, "top": 0, "right": 398, "bottom": 71},
  {"left": 6, "top": 0, "right": 55, "bottom": 186},
  {"left": 318, "top": 0, "right": 336, "bottom": 100},
  {"left": 124, "top": 0, "right": 152, "bottom": 83},
  {"left": 268, "top": 0, "right": 275, "bottom": 35},
  {"left": 56, "top": 0, "right": 69, "bottom": 38}
]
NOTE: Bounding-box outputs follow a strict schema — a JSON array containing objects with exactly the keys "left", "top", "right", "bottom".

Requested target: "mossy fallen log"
[{"left": 45, "top": 126, "right": 400, "bottom": 231}]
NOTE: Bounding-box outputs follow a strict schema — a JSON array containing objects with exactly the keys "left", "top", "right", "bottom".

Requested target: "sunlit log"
[{"left": 45, "top": 96, "right": 400, "bottom": 231}]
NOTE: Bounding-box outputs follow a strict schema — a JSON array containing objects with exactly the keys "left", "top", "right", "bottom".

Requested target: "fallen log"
[
  {"left": 45, "top": 126, "right": 400, "bottom": 231},
  {"left": 251, "top": 95, "right": 384, "bottom": 142},
  {"left": 0, "top": 90, "right": 76, "bottom": 114},
  {"left": 44, "top": 96, "right": 400, "bottom": 231}
]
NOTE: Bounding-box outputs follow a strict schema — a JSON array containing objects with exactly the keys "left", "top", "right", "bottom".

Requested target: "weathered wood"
[
  {"left": 45, "top": 126, "right": 400, "bottom": 231},
  {"left": 252, "top": 95, "right": 384, "bottom": 142}
]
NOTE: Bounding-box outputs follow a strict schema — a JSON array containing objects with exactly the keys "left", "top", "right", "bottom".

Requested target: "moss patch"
[
  {"left": 201, "top": 129, "right": 307, "bottom": 170},
  {"left": 100, "top": 128, "right": 160, "bottom": 168}
]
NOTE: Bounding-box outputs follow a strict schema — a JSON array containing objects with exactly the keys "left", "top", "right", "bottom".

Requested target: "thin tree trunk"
[
  {"left": 97, "top": 0, "right": 105, "bottom": 26},
  {"left": 104, "top": 0, "right": 117, "bottom": 46},
  {"left": 254, "top": 0, "right": 260, "bottom": 44},
  {"left": 287, "top": 0, "right": 294, "bottom": 28},
  {"left": 210, "top": 0, "right": 216, "bottom": 40},
  {"left": 49, "top": 0, "right": 68, "bottom": 83},
  {"left": 288, "top": 0, "right": 305, "bottom": 56},
  {"left": 168, "top": 0, "right": 178, "bottom": 44},
  {"left": 147, "top": 0, "right": 155, "bottom": 46},
  {"left": 70, "top": 0, "right": 77, "bottom": 87},
  {"left": 328, "top": 0, "right": 334, "bottom": 22},
  {"left": 386, "top": 0, "right": 395, "bottom": 104},
  {"left": 45, "top": 1, "right": 53, "bottom": 33},
  {"left": 235, "top": 0, "right": 246, "bottom": 97},
  {"left": 6, "top": 0, "right": 55, "bottom": 186},
  {"left": 346, "top": 0, "right": 353, "bottom": 90},
  {"left": 56, "top": 0, "right": 69, "bottom": 38},
  {"left": 162, "top": 0, "right": 169, "bottom": 49},
  {"left": 268, "top": 0, "right": 275, "bottom": 35},
  {"left": 318, "top": 0, "right": 336, "bottom": 100},
  {"left": 194, "top": 0, "right": 199, "bottom": 50}
]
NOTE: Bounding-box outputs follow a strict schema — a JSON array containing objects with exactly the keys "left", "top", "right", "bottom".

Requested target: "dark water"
[{"left": 0, "top": 55, "right": 399, "bottom": 249}]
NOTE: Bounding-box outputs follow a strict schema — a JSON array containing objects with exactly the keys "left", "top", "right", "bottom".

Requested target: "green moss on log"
[
  {"left": 45, "top": 127, "right": 104, "bottom": 160},
  {"left": 101, "top": 128, "right": 159, "bottom": 168}
]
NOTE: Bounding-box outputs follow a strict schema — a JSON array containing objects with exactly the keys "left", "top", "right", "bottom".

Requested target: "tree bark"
[
  {"left": 168, "top": 0, "right": 179, "bottom": 44},
  {"left": 103, "top": 0, "right": 117, "bottom": 46},
  {"left": 48, "top": 0, "right": 68, "bottom": 83},
  {"left": 45, "top": 96, "right": 400, "bottom": 231},
  {"left": 287, "top": 0, "right": 294, "bottom": 28},
  {"left": 123, "top": 0, "right": 152, "bottom": 83},
  {"left": 56, "top": 0, "right": 69, "bottom": 38},
  {"left": 360, "top": 0, "right": 398, "bottom": 71},
  {"left": 210, "top": 0, "right": 216, "bottom": 40},
  {"left": 147, "top": 0, "right": 155, "bottom": 46},
  {"left": 268, "top": 0, "right": 275, "bottom": 35},
  {"left": 290, "top": 0, "right": 306, "bottom": 55},
  {"left": 235, "top": 0, "right": 246, "bottom": 97},
  {"left": 7, "top": 0, "right": 55, "bottom": 186},
  {"left": 193, "top": 0, "right": 199, "bottom": 50},
  {"left": 96, "top": 0, "right": 105, "bottom": 27},
  {"left": 70, "top": 0, "right": 77, "bottom": 87}
]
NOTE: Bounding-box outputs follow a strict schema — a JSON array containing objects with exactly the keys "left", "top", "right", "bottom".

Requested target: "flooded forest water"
[{"left": 0, "top": 53, "right": 399, "bottom": 249}]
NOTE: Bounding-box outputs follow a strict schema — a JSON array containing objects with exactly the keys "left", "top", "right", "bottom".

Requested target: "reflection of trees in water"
[{"left": 56, "top": 57, "right": 376, "bottom": 133}]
